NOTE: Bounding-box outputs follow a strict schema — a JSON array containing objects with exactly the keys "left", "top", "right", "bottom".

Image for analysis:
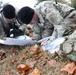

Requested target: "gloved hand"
[{"left": 10, "top": 29, "right": 23, "bottom": 37}]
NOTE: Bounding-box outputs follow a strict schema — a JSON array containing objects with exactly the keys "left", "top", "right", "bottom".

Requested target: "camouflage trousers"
[
  {"left": 62, "top": 39, "right": 76, "bottom": 62},
  {"left": 61, "top": 30, "right": 76, "bottom": 62}
]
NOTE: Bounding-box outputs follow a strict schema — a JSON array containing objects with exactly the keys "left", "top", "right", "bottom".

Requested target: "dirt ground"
[{"left": 0, "top": 44, "right": 71, "bottom": 75}]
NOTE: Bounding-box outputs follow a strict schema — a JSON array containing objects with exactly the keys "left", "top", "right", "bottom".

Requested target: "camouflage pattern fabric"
[
  {"left": 34, "top": 1, "right": 76, "bottom": 61},
  {"left": 60, "top": 30, "right": 76, "bottom": 62},
  {"left": 33, "top": 1, "right": 76, "bottom": 40},
  {"left": 0, "top": 12, "right": 23, "bottom": 37},
  {"left": 62, "top": 39, "right": 76, "bottom": 62}
]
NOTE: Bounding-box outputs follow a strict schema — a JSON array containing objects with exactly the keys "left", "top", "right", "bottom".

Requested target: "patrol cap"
[
  {"left": 18, "top": 6, "right": 34, "bottom": 24},
  {"left": 3, "top": 4, "right": 15, "bottom": 19}
]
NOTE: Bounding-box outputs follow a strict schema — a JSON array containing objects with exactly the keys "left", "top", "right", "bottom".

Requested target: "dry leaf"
[
  {"left": 28, "top": 60, "right": 37, "bottom": 68},
  {"left": 22, "top": 53, "right": 28, "bottom": 59},
  {"left": 17, "top": 64, "right": 30, "bottom": 72},
  {"left": 11, "top": 59, "right": 16, "bottom": 64},
  {"left": 74, "top": 70, "right": 76, "bottom": 75},
  {"left": 28, "top": 68, "right": 41, "bottom": 75},
  {"left": 0, "top": 52, "right": 6, "bottom": 60},
  {"left": 34, "top": 53, "right": 42, "bottom": 60},
  {"left": 60, "top": 62, "right": 76, "bottom": 74},
  {"left": 30, "top": 44, "right": 41, "bottom": 55},
  {"left": 21, "top": 51, "right": 28, "bottom": 60}
]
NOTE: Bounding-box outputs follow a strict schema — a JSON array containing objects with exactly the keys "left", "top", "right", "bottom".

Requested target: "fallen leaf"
[
  {"left": 28, "top": 60, "right": 37, "bottom": 68},
  {"left": 28, "top": 67, "right": 41, "bottom": 75},
  {"left": 21, "top": 51, "right": 28, "bottom": 59},
  {"left": 30, "top": 44, "right": 41, "bottom": 55},
  {"left": 60, "top": 62, "right": 76, "bottom": 75},
  {"left": 74, "top": 70, "right": 76, "bottom": 75},
  {"left": 11, "top": 59, "right": 16, "bottom": 64},
  {"left": 0, "top": 52, "right": 6, "bottom": 60},
  {"left": 17, "top": 64, "right": 30, "bottom": 72}
]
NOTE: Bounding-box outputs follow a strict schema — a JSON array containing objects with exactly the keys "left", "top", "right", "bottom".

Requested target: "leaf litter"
[{"left": 0, "top": 44, "right": 71, "bottom": 75}]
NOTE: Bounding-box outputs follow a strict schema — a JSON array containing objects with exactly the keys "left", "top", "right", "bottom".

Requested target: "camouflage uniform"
[
  {"left": 33, "top": 1, "right": 76, "bottom": 40},
  {"left": 0, "top": 10, "right": 25, "bottom": 38}
]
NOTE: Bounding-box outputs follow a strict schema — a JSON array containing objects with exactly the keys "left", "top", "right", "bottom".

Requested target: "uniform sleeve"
[
  {"left": 46, "top": 7, "right": 63, "bottom": 25},
  {"left": 0, "top": 18, "right": 6, "bottom": 37},
  {"left": 33, "top": 24, "right": 42, "bottom": 40},
  {"left": 56, "top": 3, "right": 75, "bottom": 18},
  {"left": 46, "top": 3, "right": 75, "bottom": 38}
]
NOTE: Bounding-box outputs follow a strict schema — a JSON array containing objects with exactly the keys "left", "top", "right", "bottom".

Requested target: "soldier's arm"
[
  {"left": 55, "top": 2, "right": 75, "bottom": 18},
  {"left": 0, "top": 19, "right": 7, "bottom": 37},
  {"left": 32, "top": 24, "right": 41, "bottom": 40}
]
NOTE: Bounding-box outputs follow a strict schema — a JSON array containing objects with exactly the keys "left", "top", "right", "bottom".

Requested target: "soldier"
[
  {"left": 18, "top": 1, "right": 76, "bottom": 41},
  {"left": 0, "top": 4, "right": 24, "bottom": 38}
]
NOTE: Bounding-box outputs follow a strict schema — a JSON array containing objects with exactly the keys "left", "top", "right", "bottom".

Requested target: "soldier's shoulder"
[{"left": 35, "top": 1, "right": 55, "bottom": 9}]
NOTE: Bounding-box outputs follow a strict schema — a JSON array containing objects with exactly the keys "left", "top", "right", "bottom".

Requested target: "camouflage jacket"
[
  {"left": 0, "top": 11, "right": 23, "bottom": 37},
  {"left": 35, "top": 1, "right": 75, "bottom": 27},
  {"left": 34, "top": 1, "right": 76, "bottom": 39}
]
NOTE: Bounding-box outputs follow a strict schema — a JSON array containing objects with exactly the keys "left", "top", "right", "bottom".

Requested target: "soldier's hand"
[
  {"left": 10, "top": 29, "right": 23, "bottom": 37},
  {"left": 41, "top": 41, "right": 48, "bottom": 46}
]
